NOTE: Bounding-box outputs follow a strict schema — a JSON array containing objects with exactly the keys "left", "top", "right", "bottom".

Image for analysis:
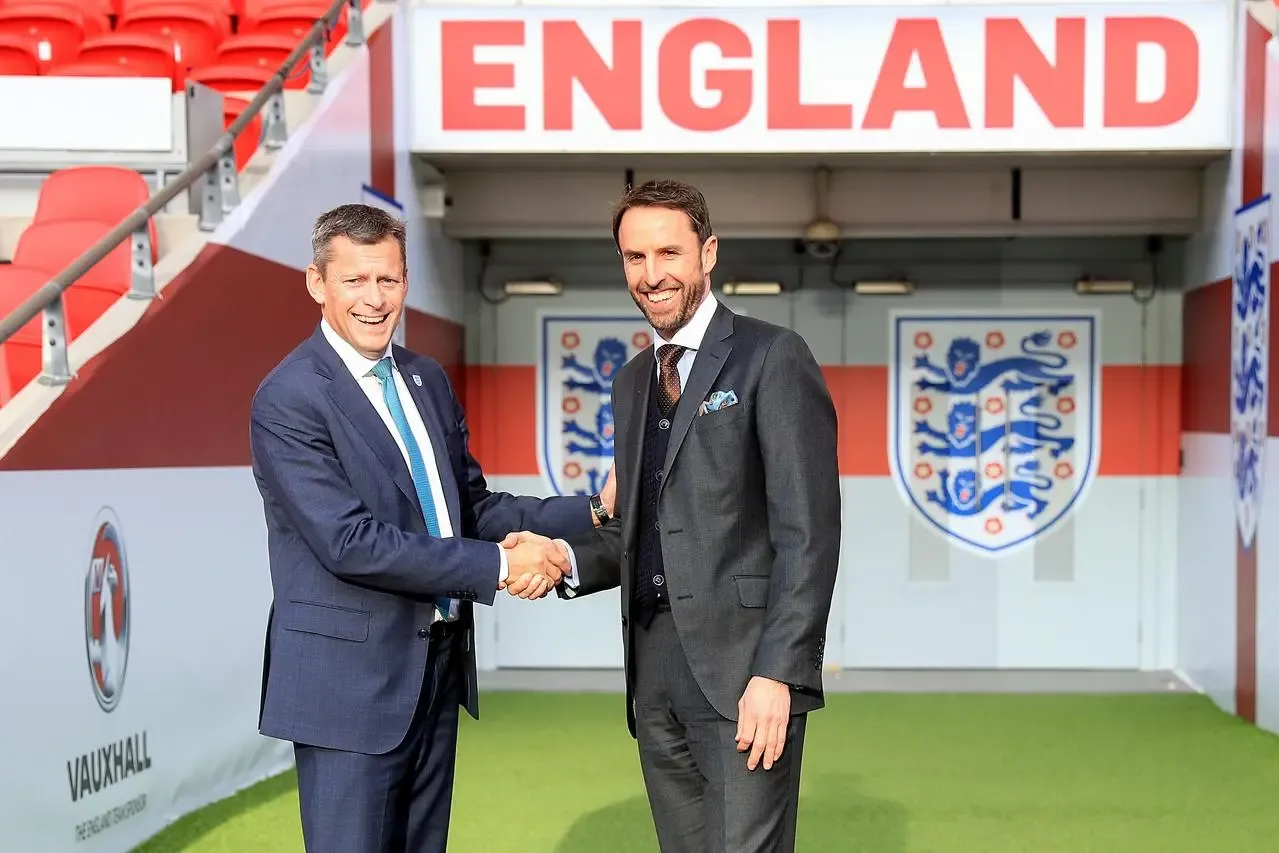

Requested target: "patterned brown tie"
[{"left": 656, "top": 344, "right": 686, "bottom": 415}]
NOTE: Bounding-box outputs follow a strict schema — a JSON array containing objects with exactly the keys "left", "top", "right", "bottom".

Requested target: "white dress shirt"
[
  {"left": 320, "top": 320, "right": 507, "bottom": 614},
  {"left": 653, "top": 290, "right": 719, "bottom": 390},
  {"left": 560, "top": 290, "right": 720, "bottom": 591}
]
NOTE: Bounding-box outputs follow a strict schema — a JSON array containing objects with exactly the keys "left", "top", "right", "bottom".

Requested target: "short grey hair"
[{"left": 311, "top": 203, "right": 406, "bottom": 276}]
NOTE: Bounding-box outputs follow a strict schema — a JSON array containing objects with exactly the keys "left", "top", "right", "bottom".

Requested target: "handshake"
[{"left": 499, "top": 531, "right": 572, "bottom": 600}]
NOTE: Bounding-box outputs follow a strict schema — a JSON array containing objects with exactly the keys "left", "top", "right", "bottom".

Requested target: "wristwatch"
[{"left": 590, "top": 494, "right": 611, "bottom": 526}]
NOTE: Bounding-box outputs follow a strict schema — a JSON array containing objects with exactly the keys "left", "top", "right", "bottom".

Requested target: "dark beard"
[{"left": 632, "top": 284, "right": 705, "bottom": 338}]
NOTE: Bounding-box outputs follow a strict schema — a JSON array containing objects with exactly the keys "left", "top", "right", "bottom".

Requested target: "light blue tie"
[{"left": 371, "top": 357, "right": 452, "bottom": 621}]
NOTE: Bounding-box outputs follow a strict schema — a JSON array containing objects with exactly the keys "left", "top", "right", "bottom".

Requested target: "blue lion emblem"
[
  {"left": 925, "top": 460, "right": 1055, "bottom": 520},
  {"left": 563, "top": 338, "right": 627, "bottom": 393},
  {"left": 542, "top": 320, "right": 648, "bottom": 499},
  {"left": 890, "top": 313, "right": 1099, "bottom": 558},
  {"left": 1233, "top": 330, "right": 1266, "bottom": 416},
  {"left": 1236, "top": 436, "right": 1262, "bottom": 502},
  {"left": 1231, "top": 197, "right": 1271, "bottom": 547},
  {"left": 1235, "top": 229, "right": 1267, "bottom": 322},
  {"left": 561, "top": 337, "right": 627, "bottom": 494},
  {"left": 913, "top": 331, "right": 1074, "bottom": 396},
  {"left": 914, "top": 395, "right": 1074, "bottom": 460}
]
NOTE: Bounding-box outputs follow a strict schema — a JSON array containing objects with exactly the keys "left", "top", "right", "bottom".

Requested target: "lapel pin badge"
[{"left": 412, "top": 374, "right": 422, "bottom": 387}]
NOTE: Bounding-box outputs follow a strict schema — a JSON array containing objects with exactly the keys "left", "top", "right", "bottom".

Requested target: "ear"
[
  {"left": 701, "top": 235, "right": 718, "bottom": 277},
  {"left": 305, "top": 264, "right": 325, "bottom": 305}
]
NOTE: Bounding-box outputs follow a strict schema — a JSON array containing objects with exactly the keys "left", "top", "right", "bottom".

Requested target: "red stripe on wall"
[
  {"left": 1182, "top": 278, "right": 1232, "bottom": 435},
  {"left": 0, "top": 250, "right": 470, "bottom": 471},
  {"left": 464, "top": 365, "right": 538, "bottom": 476},
  {"left": 404, "top": 307, "right": 465, "bottom": 401},
  {"left": 1099, "top": 365, "right": 1182, "bottom": 477},
  {"left": 462, "top": 363, "right": 1182, "bottom": 477},
  {"left": 367, "top": 16, "right": 395, "bottom": 200},
  {"left": 824, "top": 366, "right": 884, "bottom": 477},
  {"left": 0, "top": 244, "right": 317, "bottom": 471},
  {"left": 1244, "top": 16, "right": 1268, "bottom": 206}
]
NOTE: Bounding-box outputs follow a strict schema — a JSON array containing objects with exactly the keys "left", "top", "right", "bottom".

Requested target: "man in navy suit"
[{"left": 249, "top": 204, "right": 611, "bottom": 852}]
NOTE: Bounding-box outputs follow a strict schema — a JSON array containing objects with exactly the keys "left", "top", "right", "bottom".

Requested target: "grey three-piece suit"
[{"left": 561, "top": 300, "right": 842, "bottom": 852}]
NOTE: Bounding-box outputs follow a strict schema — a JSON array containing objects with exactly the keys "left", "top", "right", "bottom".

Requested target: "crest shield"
[
  {"left": 889, "top": 311, "right": 1101, "bottom": 558},
  {"left": 538, "top": 314, "right": 652, "bottom": 496},
  {"left": 1232, "top": 195, "right": 1271, "bottom": 550}
]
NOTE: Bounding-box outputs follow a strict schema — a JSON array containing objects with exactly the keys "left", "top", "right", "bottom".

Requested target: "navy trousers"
[{"left": 293, "top": 624, "right": 463, "bottom": 853}]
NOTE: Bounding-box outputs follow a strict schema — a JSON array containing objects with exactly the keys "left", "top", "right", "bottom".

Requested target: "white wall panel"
[
  {"left": 1177, "top": 433, "right": 1237, "bottom": 708},
  {"left": 1258, "top": 444, "right": 1279, "bottom": 735}
]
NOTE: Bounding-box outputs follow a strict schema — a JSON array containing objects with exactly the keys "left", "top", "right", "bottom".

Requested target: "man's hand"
[
  {"left": 499, "top": 531, "right": 570, "bottom": 600},
  {"left": 736, "top": 676, "right": 791, "bottom": 771}
]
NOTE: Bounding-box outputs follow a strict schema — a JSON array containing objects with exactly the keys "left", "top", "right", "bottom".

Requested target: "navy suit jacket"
[{"left": 250, "top": 325, "right": 593, "bottom": 755}]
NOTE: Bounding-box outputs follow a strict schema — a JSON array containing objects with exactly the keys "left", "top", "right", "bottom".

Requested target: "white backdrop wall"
[{"left": 462, "top": 236, "right": 1184, "bottom": 674}]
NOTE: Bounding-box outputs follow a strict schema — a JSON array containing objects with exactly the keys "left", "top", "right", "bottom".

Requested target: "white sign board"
[
  {"left": 0, "top": 468, "right": 292, "bottom": 852},
  {"left": 0, "top": 77, "right": 173, "bottom": 153},
  {"left": 409, "top": 3, "right": 1231, "bottom": 154}
]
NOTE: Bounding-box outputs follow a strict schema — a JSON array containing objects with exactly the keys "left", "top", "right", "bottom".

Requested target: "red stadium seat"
[
  {"left": 34, "top": 167, "right": 159, "bottom": 263},
  {"left": 116, "top": 5, "right": 227, "bottom": 70},
  {"left": 186, "top": 62, "right": 273, "bottom": 93},
  {"left": 0, "top": 0, "right": 111, "bottom": 33},
  {"left": 215, "top": 33, "right": 309, "bottom": 88},
  {"left": 0, "top": 33, "right": 40, "bottom": 74},
  {"left": 0, "top": 4, "right": 104, "bottom": 68},
  {"left": 120, "top": 0, "right": 235, "bottom": 20},
  {"left": 74, "top": 32, "right": 181, "bottom": 88},
  {"left": 10, "top": 0, "right": 117, "bottom": 20},
  {"left": 223, "top": 95, "right": 263, "bottom": 170},
  {"left": 13, "top": 220, "right": 135, "bottom": 337},
  {"left": 44, "top": 59, "right": 137, "bottom": 77},
  {"left": 0, "top": 265, "right": 47, "bottom": 408},
  {"left": 240, "top": 2, "right": 346, "bottom": 52}
]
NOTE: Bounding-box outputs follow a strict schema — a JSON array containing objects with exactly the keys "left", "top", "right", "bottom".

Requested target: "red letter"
[
  {"left": 985, "top": 18, "right": 1085, "bottom": 128},
  {"left": 863, "top": 19, "right": 969, "bottom": 130},
  {"left": 542, "top": 21, "right": 642, "bottom": 131},
  {"left": 1104, "top": 17, "right": 1198, "bottom": 127},
  {"left": 658, "top": 19, "right": 752, "bottom": 132},
  {"left": 767, "top": 20, "right": 852, "bottom": 130},
  {"left": 440, "top": 21, "right": 524, "bottom": 131}
]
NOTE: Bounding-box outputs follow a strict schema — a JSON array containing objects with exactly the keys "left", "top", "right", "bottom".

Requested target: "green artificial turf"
[{"left": 134, "top": 692, "right": 1279, "bottom": 852}]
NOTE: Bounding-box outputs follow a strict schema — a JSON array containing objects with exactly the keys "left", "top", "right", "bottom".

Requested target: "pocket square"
[{"left": 698, "top": 389, "right": 739, "bottom": 416}]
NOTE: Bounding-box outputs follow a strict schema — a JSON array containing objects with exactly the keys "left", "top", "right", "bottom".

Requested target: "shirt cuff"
[
  {"left": 555, "top": 539, "right": 580, "bottom": 589},
  {"left": 497, "top": 543, "right": 509, "bottom": 584}
]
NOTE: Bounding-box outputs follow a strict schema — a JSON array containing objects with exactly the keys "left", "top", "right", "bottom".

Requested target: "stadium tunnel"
[{"left": 0, "top": 0, "right": 1274, "bottom": 848}]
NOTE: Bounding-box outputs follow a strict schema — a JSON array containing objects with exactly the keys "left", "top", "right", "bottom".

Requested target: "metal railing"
[{"left": 0, "top": 0, "right": 365, "bottom": 388}]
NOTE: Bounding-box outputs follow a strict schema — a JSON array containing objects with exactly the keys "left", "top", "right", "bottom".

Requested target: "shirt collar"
[
  {"left": 320, "top": 317, "right": 393, "bottom": 380},
  {"left": 652, "top": 290, "right": 718, "bottom": 356}
]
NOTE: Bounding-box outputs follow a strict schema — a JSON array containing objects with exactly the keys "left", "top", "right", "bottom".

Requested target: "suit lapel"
[
  {"left": 325, "top": 369, "right": 422, "bottom": 512},
  {"left": 397, "top": 354, "right": 464, "bottom": 530},
  {"left": 661, "top": 304, "right": 734, "bottom": 491}
]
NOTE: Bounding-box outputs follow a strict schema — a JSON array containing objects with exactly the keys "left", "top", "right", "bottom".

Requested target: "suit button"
[{"left": 418, "top": 628, "right": 428, "bottom": 639}]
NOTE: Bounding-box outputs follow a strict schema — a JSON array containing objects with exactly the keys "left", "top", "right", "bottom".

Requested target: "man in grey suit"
[{"left": 507, "top": 180, "right": 841, "bottom": 851}]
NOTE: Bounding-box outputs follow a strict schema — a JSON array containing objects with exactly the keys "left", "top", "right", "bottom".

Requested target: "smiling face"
[
  {"left": 618, "top": 205, "right": 717, "bottom": 340},
  {"left": 306, "top": 235, "right": 406, "bottom": 360}
]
